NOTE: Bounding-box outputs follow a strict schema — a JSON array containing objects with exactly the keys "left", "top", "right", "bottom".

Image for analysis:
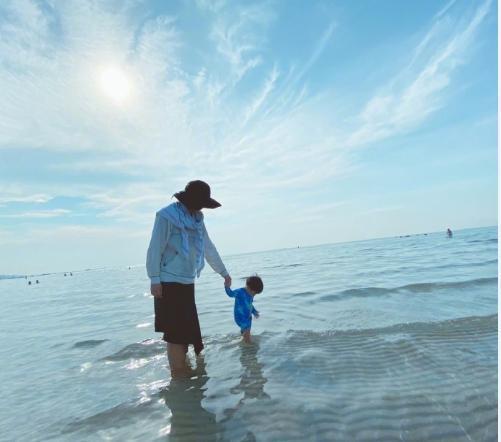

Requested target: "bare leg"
[
  {"left": 242, "top": 330, "right": 252, "bottom": 344},
  {"left": 167, "top": 343, "right": 190, "bottom": 378}
]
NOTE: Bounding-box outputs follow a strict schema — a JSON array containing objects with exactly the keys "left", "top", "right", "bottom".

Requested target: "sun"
[{"left": 98, "top": 66, "right": 131, "bottom": 104}]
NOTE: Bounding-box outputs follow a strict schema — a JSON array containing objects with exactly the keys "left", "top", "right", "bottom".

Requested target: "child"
[{"left": 225, "top": 275, "right": 263, "bottom": 343}]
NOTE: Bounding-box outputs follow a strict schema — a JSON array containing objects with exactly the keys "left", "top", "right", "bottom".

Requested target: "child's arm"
[
  {"left": 252, "top": 306, "right": 259, "bottom": 318},
  {"left": 224, "top": 286, "right": 236, "bottom": 298}
]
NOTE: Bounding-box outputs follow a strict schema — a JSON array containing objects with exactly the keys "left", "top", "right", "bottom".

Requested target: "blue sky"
[{"left": 0, "top": 0, "right": 497, "bottom": 274}]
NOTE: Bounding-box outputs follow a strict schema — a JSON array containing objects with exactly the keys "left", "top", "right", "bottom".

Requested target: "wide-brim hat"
[{"left": 174, "top": 180, "right": 221, "bottom": 209}]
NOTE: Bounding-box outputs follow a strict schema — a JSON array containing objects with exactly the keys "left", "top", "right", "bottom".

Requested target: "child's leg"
[{"left": 242, "top": 329, "right": 252, "bottom": 344}]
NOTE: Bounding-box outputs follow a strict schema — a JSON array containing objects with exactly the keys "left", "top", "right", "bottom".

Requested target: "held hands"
[
  {"left": 150, "top": 284, "right": 162, "bottom": 299},
  {"left": 153, "top": 275, "right": 231, "bottom": 298}
]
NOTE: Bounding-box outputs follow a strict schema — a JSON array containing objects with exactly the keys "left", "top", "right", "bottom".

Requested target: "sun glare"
[{"left": 99, "top": 66, "right": 131, "bottom": 104}]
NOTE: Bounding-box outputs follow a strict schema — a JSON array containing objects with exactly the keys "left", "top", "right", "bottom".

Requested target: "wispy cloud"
[
  {"left": 0, "top": 193, "right": 52, "bottom": 204},
  {"left": 291, "top": 21, "right": 336, "bottom": 87},
  {"left": 1, "top": 0, "right": 486, "bottom": 163},
  {"left": 346, "top": 0, "right": 492, "bottom": 148},
  {"left": 434, "top": 0, "right": 458, "bottom": 20},
  {"left": 0, "top": 208, "right": 70, "bottom": 218},
  {"left": 0, "top": 0, "right": 494, "bottom": 268},
  {"left": 242, "top": 65, "right": 279, "bottom": 125}
]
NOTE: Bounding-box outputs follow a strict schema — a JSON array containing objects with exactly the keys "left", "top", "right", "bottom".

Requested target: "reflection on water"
[
  {"left": 159, "top": 356, "right": 219, "bottom": 441},
  {"left": 160, "top": 341, "right": 270, "bottom": 441},
  {"left": 230, "top": 340, "right": 269, "bottom": 401},
  {"left": 219, "top": 339, "right": 270, "bottom": 441}
]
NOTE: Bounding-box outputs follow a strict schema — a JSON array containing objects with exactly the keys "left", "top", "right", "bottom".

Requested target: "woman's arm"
[{"left": 146, "top": 214, "right": 171, "bottom": 285}]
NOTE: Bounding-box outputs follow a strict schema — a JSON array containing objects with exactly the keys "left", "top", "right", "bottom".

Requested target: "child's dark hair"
[{"left": 246, "top": 275, "right": 263, "bottom": 294}]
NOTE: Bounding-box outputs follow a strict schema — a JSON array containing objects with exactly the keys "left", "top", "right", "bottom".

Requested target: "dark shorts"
[{"left": 154, "top": 282, "right": 203, "bottom": 355}]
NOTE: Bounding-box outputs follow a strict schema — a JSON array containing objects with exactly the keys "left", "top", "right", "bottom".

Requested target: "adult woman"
[{"left": 146, "top": 180, "right": 231, "bottom": 376}]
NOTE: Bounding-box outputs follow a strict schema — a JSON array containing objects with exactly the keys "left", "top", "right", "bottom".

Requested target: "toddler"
[{"left": 225, "top": 275, "right": 263, "bottom": 343}]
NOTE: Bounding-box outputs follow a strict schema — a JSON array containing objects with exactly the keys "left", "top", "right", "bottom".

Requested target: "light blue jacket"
[{"left": 146, "top": 212, "right": 228, "bottom": 284}]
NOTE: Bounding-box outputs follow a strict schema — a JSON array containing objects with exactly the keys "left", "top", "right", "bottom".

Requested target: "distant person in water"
[
  {"left": 447, "top": 228, "right": 453, "bottom": 237},
  {"left": 146, "top": 180, "right": 231, "bottom": 377},
  {"left": 225, "top": 275, "right": 263, "bottom": 344}
]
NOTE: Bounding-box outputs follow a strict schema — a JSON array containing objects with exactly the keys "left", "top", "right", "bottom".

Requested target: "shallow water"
[{"left": 1, "top": 226, "right": 497, "bottom": 441}]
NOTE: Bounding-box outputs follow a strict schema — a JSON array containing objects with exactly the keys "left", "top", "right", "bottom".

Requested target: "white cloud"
[
  {"left": 242, "top": 65, "right": 279, "bottom": 125},
  {"left": 0, "top": 208, "right": 71, "bottom": 218},
  {"left": 346, "top": 0, "right": 492, "bottom": 148},
  {"left": 0, "top": 193, "right": 52, "bottom": 204},
  {"left": 204, "top": 1, "right": 277, "bottom": 93},
  {"left": 196, "top": 0, "right": 227, "bottom": 13},
  {"left": 434, "top": 0, "right": 458, "bottom": 20},
  {"left": 0, "top": 0, "right": 494, "bottom": 266},
  {"left": 292, "top": 21, "right": 336, "bottom": 86}
]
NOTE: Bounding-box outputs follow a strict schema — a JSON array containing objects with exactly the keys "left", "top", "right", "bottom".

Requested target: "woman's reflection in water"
[
  {"left": 159, "top": 355, "right": 219, "bottom": 441},
  {"left": 159, "top": 340, "right": 269, "bottom": 441}
]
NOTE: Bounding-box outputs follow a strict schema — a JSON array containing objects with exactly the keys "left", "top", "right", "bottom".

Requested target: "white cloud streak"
[
  {"left": 0, "top": 208, "right": 70, "bottom": 218},
  {"left": 346, "top": 0, "right": 492, "bottom": 148},
  {"left": 0, "top": 193, "right": 52, "bottom": 204},
  {"left": 434, "top": 0, "right": 458, "bottom": 20},
  {"left": 0, "top": 0, "right": 493, "bottom": 255}
]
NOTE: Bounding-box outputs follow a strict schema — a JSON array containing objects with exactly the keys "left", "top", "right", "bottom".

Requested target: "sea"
[{"left": 1, "top": 226, "right": 498, "bottom": 441}]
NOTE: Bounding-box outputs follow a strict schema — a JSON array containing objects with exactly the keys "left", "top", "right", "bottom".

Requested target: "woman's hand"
[
  {"left": 150, "top": 283, "right": 163, "bottom": 298},
  {"left": 224, "top": 275, "right": 232, "bottom": 287}
]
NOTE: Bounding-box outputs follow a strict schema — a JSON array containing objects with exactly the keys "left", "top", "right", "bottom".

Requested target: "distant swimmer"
[
  {"left": 70, "top": 272, "right": 73, "bottom": 276},
  {"left": 447, "top": 228, "right": 453, "bottom": 238},
  {"left": 36, "top": 280, "right": 39, "bottom": 284},
  {"left": 28, "top": 281, "right": 32, "bottom": 285},
  {"left": 64, "top": 273, "right": 67, "bottom": 276}
]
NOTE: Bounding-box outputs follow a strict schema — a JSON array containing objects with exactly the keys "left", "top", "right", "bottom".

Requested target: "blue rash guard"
[{"left": 225, "top": 287, "right": 259, "bottom": 333}]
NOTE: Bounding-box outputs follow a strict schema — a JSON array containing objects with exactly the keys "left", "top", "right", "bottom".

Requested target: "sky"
[{"left": 0, "top": 0, "right": 497, "bottom": 275}]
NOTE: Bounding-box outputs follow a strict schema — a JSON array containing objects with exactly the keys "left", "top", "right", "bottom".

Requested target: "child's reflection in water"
[
  {"left": 231, "top": 339, "right": 270, "bottom": 400},
  {"left": 159, "top": 340, "right": 269, "bottom": 441},
  {"left": 220, "top": 338, "right": 270, "bottom": 441}
]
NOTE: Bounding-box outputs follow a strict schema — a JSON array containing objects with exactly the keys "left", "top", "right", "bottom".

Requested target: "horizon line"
[{"left": 1, "top": 224, "right": 496, "bottom": 278}]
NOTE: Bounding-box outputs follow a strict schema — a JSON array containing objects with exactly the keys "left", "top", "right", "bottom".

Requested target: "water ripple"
[
  {"left": 100, "top": 339, "right": 164, "bottom": 362},
  {"left": 72, "top": 339, "right": 109, "bottom": 349},
  {"left": 318, "top": 277, "right": 497, "bottom": 301}
]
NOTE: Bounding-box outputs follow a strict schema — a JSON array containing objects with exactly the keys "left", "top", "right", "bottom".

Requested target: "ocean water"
[{"left": 1, "top": 226, "right": 498, "bottom": 441}]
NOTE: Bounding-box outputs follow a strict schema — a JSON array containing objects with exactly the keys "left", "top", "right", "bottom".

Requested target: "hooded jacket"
[{"left": 146, "top": 203, "right": 228, "bottom": 284}]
